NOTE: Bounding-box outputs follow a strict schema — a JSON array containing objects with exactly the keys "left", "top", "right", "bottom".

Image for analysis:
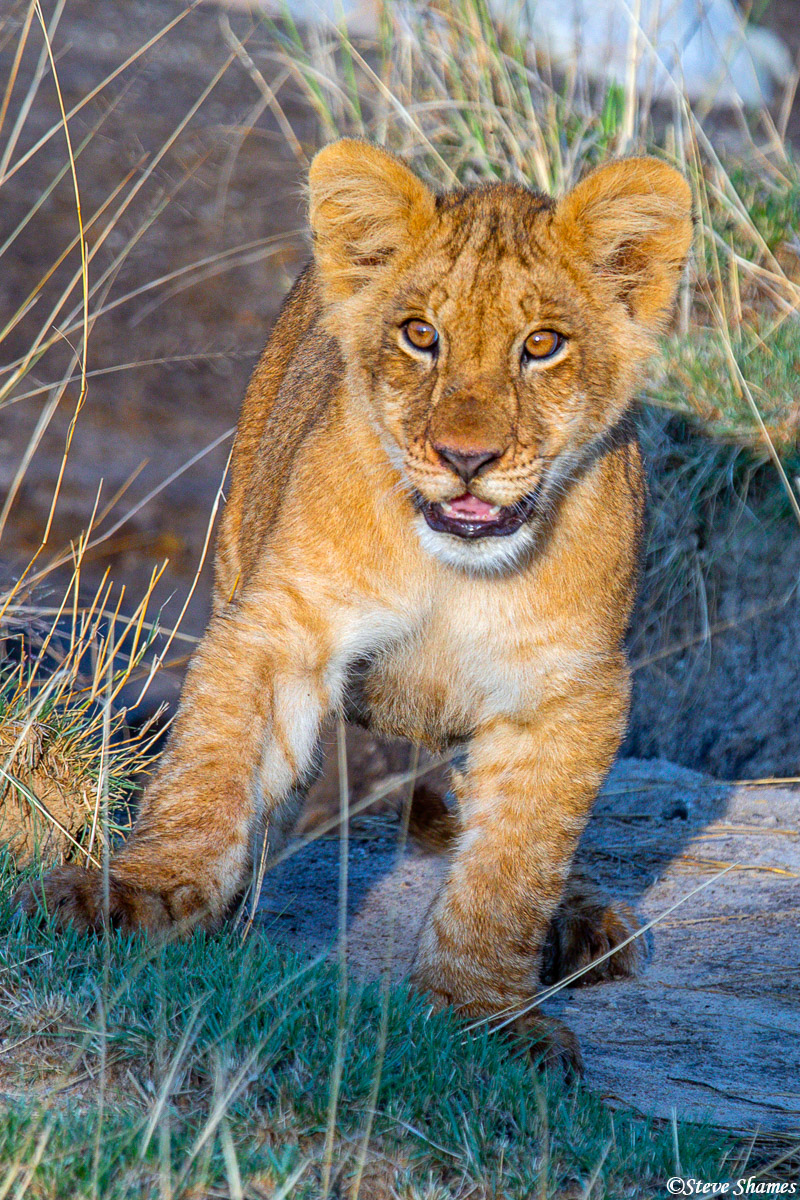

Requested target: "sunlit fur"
[{"left": 17, "top": 142, "right": 693, "bottom": 1069}]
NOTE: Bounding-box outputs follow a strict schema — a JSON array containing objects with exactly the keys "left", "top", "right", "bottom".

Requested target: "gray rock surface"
[{"left": 258, "top": 756, "right": 800, "bottom": 1135}]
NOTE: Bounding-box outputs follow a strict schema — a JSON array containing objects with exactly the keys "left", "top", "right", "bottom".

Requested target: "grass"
[
  {"left": 0, "top": 590, "right": 164, "bottom": 869},
  {"left": 1, "top": 0, "right": 800, "bottom": 1194},
  {"left": 0, "top": 848, "right": 736, "bottom": 1199},
  {"left": 652, "top": 320, "right": 800, "bottom": 464}
]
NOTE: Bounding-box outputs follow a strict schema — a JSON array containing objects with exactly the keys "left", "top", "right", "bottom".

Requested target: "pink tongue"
[{"left": 446, "top": 493, "right": 499, "bottom": 521}]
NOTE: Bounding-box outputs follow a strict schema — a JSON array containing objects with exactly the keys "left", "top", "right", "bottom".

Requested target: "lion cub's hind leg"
[{"left": 540, "top": 871, "right": 645, "bottom": 988}]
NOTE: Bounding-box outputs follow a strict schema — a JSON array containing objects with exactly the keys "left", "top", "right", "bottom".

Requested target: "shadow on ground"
[{"left": 259, "top": 753, "right": 800, "bottom": 1136}]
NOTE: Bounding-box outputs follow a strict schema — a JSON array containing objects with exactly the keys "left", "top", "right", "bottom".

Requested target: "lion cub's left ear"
[
  {"left": 309, "top": 139, "right": 436, "bottom": 303},
  {"left": 554, "top": 157, "right": 693, "bottom": 330}
]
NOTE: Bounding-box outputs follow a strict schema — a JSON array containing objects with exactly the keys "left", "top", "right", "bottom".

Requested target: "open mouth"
[{"left": 419, "top": 489, "right": 540, "bottom": 539}]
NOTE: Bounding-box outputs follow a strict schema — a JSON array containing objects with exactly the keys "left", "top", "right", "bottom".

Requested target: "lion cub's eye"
[
  {"left": 402, "top": 319, "right": 439, "bottom": 353},
  {"left": 522, "top": 329, "right": 564, "bottom": 363}
]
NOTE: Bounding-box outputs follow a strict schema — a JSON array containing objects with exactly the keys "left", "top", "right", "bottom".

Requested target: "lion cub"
[{"left": 18, "top": 141, "right": 692, "bottom": 1069}]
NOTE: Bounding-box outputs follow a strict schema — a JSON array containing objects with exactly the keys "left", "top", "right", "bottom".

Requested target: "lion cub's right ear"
[{"left": 308, "top": 139, "right": 436, "bottom": 303}]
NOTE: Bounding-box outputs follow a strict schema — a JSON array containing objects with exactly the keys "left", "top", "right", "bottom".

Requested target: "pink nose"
[{"left": 432, "top": 443, "right": 502, "bottom": 484}]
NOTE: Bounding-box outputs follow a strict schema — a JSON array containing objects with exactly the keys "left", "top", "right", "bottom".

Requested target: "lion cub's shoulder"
[{"left": 216, "top": 264, "right": 341, "bottom": 598}]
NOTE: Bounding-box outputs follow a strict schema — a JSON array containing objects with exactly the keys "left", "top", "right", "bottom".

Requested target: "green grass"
[
  {"left": 716, "top": 162, "right": 800, "bottom": 258},
  {"left": 653, "top": 321, "right": 800, "bottom": 466},
  {"left": 0, "top": 850, "right": 732, "bottom": 1199}
]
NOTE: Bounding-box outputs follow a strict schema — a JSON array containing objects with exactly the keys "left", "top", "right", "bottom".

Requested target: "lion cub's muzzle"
[{"left": 414, "top": 436, "right": 542, "bottom": 540}]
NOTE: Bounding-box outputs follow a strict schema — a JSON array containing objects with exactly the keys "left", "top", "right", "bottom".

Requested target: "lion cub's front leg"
[
  {"left": 411, "top": 667, "right": 629, "bottom": 1071},
  {"left": 15, "top": 589, "right": 336, "bottom": 933}
]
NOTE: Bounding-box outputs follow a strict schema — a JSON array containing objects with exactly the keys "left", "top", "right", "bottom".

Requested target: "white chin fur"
[{"left": 413, "top": 513, "right": 538, "bottom": 575}]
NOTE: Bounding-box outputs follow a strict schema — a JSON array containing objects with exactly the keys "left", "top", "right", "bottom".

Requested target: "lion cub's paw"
[
  {"left": 505, "top": 1011, "right": 584, "bottom": 1078},
  {"left": 541, "top": 875, "right": 644, "bottom": 987},
  {"left": 411, "top": 971, "right": 583, "bottom": 1078},
  {"left": 14, "top": 866, "right": 180, "bottom": 935}
]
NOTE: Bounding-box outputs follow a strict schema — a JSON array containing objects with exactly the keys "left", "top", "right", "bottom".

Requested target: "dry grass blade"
[
  {"left": 0, "top": 57, "right": 244, "bottom": 413},
  {"left": 266, "top": 752, "right": 450, "bottom": 869},
  {"left": 321, "top": 718, "right": 351, "bottom": 1196},
  {"left": 349, "top": 744, "right": 419, "bottom": 1200},
  {"left": 0, "top": 0, "right": 35, "bottom": 145},
  {"left": 0, "top": 0, "right": 64, "bottom": 183},
  {"left": 466, "top": 861, "right": 740, "bottom": 1036},
  {"left": 0, "top": 1117, "right": 53, "bottom": 1200},
  {"left": 26, "top": 1, "right": 90, "bottom": 553},
  {"left": 581, "top": 1138, "right": 613, "bottom": 1199},
  {"left": 139, "top": 1002, "right": 207, "bottom": 1158},
  {"left": 0, "top": 0, "right": 204, "bottom": 188},
  {"left": 5, "top": 351, "right": 251, "bottom": 410},
  {"left": 130, "top": 437, "right": 234, "bottom": 707}
]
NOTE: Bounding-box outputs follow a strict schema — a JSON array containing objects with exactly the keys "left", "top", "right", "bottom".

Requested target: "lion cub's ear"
[
  {"left": 554, "top": 158, "right": 693, "bottom": 330},
  {"left": 308, "top": 139, "right": 436, "bottom": 302}
]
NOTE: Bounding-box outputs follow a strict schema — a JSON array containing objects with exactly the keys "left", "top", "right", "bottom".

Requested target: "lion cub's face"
[{"left": 310, "top": 142, "right": 692, "bottom": 572}]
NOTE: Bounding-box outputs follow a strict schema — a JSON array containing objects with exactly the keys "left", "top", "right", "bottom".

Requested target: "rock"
[
  {"left": 228, "top": 0, "right": 794, "bottom": 107},
  {"left": 259, "top": 756, "right": 800, "bottom": 1134}
]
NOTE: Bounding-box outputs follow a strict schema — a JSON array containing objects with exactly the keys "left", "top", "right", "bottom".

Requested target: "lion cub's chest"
[{"left": 348, "top": 584, "right": 556, "bottom": 747}]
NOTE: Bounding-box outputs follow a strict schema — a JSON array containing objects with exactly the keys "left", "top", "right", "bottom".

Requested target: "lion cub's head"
[{"left": 308, "top": 140, "right": 692, "bottom": 572}]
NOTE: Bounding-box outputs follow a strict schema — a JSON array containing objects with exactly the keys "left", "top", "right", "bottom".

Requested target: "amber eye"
[
  {"left": 402, "top": 319, "right": 439, "bottom": 352},
  {"left": 522, "top": 329, "right": 564, "bottom": 362}
]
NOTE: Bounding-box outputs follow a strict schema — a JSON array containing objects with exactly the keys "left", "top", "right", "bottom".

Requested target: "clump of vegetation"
[
  {"left": 0, "top": 607, "right": 162, "bottom": 869},
  {"left": 653, "top": 320, "right": 800, "bottom": 465},
  {"left": 0, "top": 846, "right": 734, "bottom": 1198},
  {"left": 0, "top": 709, "right": 115, "bottom": 867}
]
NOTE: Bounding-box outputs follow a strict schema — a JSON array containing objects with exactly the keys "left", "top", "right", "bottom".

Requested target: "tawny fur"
[
  {"left": 16, "top": 142, "right": 692, "bottom": 1071},
  {"left": 408, "top": 783, "right": 645, "bottom": 988}
]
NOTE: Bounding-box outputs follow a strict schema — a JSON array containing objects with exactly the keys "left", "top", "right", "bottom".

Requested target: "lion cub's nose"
[{"left": 433, "top": 443, "right": 503, "bottom": 484}]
